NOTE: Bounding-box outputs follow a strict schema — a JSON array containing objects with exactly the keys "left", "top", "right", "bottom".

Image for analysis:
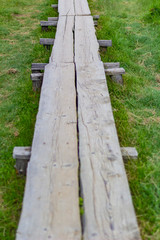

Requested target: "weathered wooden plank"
[
  {"left": 58, "top": 0, "right": 75, "bottom": 16},
  {"left": 75, "top": 16, "right": 100, "bottom": 64},
  {"left": 75, "top": 15, "right": 141, "bottom": 240},
  {"left": 103, "top": 62, "right": 120, "bottom": 69},
  {"left": 16, "top": 63, "right": 81, "bottom": 240},
  {"left": 40, "top": 38, "right": 55, "bottom": 46},
  {"left": 75, "top": 0, "right": 91, "bottom": 15},
  {"left": 40, "top": 21, "right": 58, "bottom": 27},
  {"left": 50, "top": 16, "right": 74, "bottom": 63},
  {"left": 105, "top": 67, "right": 125, "bottom": 75}
]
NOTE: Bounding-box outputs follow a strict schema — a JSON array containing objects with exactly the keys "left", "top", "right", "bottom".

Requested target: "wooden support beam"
[
  {"left": 104, "top": 62, "right": 120, "bottom": 69},
  {"left": 105, "top": 67, "right": 125, "bottom": 75},
  {"left": 13, "top": 146, "right": 138, "bottom": 176},
  {"left": 48, "top": 17, "right": 58, "bottom": 21},
  {"left": 30, "top": 73, "right": 43, "bottom": 91},
  {"left": 121, "top": 147, "right": 138, "bottom": 161},
  {"left": 31, "top": 63, "right": 47, "bottom": 72},
  {"left": 51, "top": 4, "right": 58, "bottom": 9},
  {"left": 13, "top": 147, "right": 31, "bottom": 175},
  {"left": 40, "top": 20, "right": 58, "bottom": 31},
  {"left": 93, "top": 15, "right": 100, "bottom": 20},
  {"left": 105, "top": 67, "right": 125, "bottom": 85},
  {"left": 40, "top": 38, "right": 55, "bottom": 48},
  {"left": 98, "top": 39, "right": 112, "bottom": 47},
  {"left": 94, "top": 20, "right": 98, "bottom": 26}
]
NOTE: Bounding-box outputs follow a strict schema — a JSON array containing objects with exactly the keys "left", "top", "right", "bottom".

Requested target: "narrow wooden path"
[{"left": 16, "top": 0, "right": 141, "bottom": 239}]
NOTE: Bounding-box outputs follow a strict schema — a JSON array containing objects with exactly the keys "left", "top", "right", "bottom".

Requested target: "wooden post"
[{"left": 13, "top": 147, "right": 31, "bottom": 175}]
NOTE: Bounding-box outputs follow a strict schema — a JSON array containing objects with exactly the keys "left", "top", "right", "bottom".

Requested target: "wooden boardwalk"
[{"left": 16, "top": 0, "right": 141, "bottom": 240}]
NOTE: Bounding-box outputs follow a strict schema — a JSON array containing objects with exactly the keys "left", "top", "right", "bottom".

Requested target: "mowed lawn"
[{"left": 0, "top": 0, "right": 160, "bottom": 239}]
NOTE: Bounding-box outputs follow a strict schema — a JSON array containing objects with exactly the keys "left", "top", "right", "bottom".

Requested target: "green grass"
[
  {"left": 0, "top": 0, "right": 57, "bottom": 239},
  {"left": 88, "top": 0, "right": 160, "bottom": 239},
  {"left": 1, "top": 0, "right": 160, "bottom": 239}
]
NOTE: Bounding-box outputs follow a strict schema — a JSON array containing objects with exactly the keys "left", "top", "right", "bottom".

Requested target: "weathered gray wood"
[
  {"left": 75, "top": 16, "right": 100, "bottom": 64},
  {"left": 13, "top": 147, "right": 31, "bottom": 175},
  {"left": 50, "top": 16, "right": 74, "bottom": 63},
  {"left": 30, "top": 73, "right": 43, "bottom": 80},
  {"left": 13, "top": 147, "right": 31, "bottom": 160},
  {"left": 30, "top": 73, "right": 43, "bottom": 91},
  {"left": 103, "top": 62, "right": 120, "bottom": 69},
  {"left": 51, "top": 4, "right": 58, "bottom": 9},
  {"left": 16, "top": 63, "right": 81, "bottom": 240},
  {"left": 111, "top": 75, "right": 123, "bottom": 85},
  {"left": 31, "top": 63, "right": 47, "bottom": 72},
  {"left": 75, "top": 15, "right": 141, "bottom": 240},
  {"left": 75, "top": 0, "right": 91, "bottom": 15},
  {"left": 40, "top": 21, "right": 57, "bottom": 27},
  {"left": 94, "top": 20, "right": 98, "bottom": 26},
  {"left": 93, "top": 15, "right": 100, "bottom": 20},
  {"left": 121, "top": 147, "right": 138, "bottom": 161},
  {"left": 40, "top": 38, "right": 55, "bottom": 46},
  {"left": 13, "top": 146, "right": 138, "bottom": 162},
  {"left": 48, "top": 17, "right": 58, "bottom": 21},
  {"left": 105, "top": 67, "right": 125, "bottom": 75},
  {"left": 58, "top": 0, "right": 75, "bottom": 16},
  {"left": 98, "top": 39, "right": 112, "bottom": 47}
]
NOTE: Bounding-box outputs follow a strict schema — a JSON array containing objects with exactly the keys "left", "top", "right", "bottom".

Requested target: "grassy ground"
[
  {"left": 88, "top": 0, "right": 160, "bottom": 239},
  {"left": 0, "top": 0, "right": 160, "bottom": 239},
  {"left": 0, "top": 0, "right": 57, "bottom": 239}
]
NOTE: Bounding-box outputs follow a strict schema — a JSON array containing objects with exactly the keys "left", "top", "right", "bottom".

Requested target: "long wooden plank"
[
  {"left": 75, "top": 0, "right": 91, "bottom": 15},
  {"left": 16, "top": 63, "right": 81, "bottom": 240},
  {"left": 75, "top": 16, "right": 141, "bottom": 240},
  {"left": 58, "top": 0, "right": 74, "bottom": 16},
  {"left": 75, "top": 16, "right": 100, "bottom": 64},
  {"left": 50, "top": 16, "right": 74, "bottom": 63}
]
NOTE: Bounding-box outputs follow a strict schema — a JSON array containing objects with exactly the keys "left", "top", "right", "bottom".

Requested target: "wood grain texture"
[
  {"left": 75, "top": 0, "right": 91, "bottom": 15},
  {"left": 50, "top": 16, "right": 74, "bottom": 63},
  {"left": 75, "top": 15, "right": 141, "bottom": 240},
  {"left": 58, "top": 0, "right": 75, "bottom": 16},
  {"left": 75, "top": 16, "right": 100, "bottom": 64},
  {"left": 16, "top": 63, "right": 81, "bottom": 240}
]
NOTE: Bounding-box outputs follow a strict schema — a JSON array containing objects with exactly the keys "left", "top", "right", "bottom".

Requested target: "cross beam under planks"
[{"left": 16, "top": 1, "right": 141, "bottom": 240}]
